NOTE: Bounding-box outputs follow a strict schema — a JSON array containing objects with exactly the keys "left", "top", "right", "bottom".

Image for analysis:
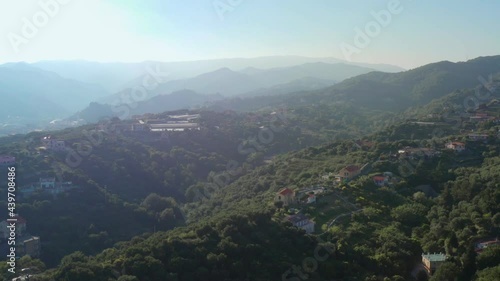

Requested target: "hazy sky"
[{"left": 1, "top": 0, "right": 499, "bottom": 69}]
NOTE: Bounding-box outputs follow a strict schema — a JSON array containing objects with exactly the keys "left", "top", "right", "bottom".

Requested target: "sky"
[{"left": 0, "top": 0, "right": 499, "bottom": 69}]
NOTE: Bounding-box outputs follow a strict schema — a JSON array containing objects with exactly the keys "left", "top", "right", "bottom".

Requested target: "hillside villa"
[
  {"left": 275, "top": 188, "right": 296, "bottom": 206},
  {"left": 335, "top": 165, "right": 361, "bottom": 183},
  {"left": 285, "top": 214, "right": 315, "bottom": 234},
  {"left": 445, "top": 141, "right": 466, "bottom": 152}
]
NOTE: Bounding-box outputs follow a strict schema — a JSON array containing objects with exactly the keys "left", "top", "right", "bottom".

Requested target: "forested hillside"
[
  {"left": 9, "top": 110, "right": 499, "bottom": 281},
  {"left": 0, "top": 56, "right": 498, "bottom": 281}
]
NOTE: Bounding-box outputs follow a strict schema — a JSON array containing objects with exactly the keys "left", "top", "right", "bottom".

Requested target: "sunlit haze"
[{"left": 2, "top": 0, "right": 500, "bottom": 69}]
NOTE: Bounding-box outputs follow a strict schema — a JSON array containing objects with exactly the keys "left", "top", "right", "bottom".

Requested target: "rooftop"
[
  {"left": 286, "top": 214, "right": 310, "bottom": 224},
  {"left": 277, "top": 188, "right": 294, "bottom": 196},
  {"left": 344, "top": 165, "right": 360, "bottom": 172},
  {"left": 422, "top": 253, "right": 446, "bottom": 262}
]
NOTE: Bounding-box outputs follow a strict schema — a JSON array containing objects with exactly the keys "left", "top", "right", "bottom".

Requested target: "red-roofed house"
[
  {"left": 446, "top": 142, "right": 466, "bottom": 152},
  {"left": 475, "top": 238, "right": 500, "bottom": 253},
  {"left": 336, "top": 165, "right": 361, "bottom": 182},
  {"left": 275, "top": 188, "right": 296, "bottom": 206},
  {"left": 373, "top": 175, "right": 388, "bottom": 187}
]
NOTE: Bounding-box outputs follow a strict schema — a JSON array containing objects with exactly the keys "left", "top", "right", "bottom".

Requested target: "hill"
[
  {"left": 10, "top": 109, "right": 499, "bottom": 280},
  {"left": 72, "top": 90, "right": 223, "bottom": 123},
  {"left": 0, "top": 63, "right": 110, "bottom": 135}
]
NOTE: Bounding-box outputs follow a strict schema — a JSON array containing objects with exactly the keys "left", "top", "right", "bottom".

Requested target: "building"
[
  {"left": 0, "top": 156, "right": 15, "bottom": 166},
  {"left": 21, "top": 236, "right": 41, "bottom": 258},
  {"left": 39, "top": 178, "right": 56, "bottom": 189},
  {"left": 422, "top": 253, "right": 446, "bottom": 274},
  {"left": 286, "top": 214, "right": 315, "bottom": 234},
  {"left": 469, "top": 113, "right": 491, "bottom": 123},
  {"left": 335, "top": 165, "right": 361, "bottom": 182},
  {"left": 467, "top": 134, "right": 489, "bottom": 142},
  {"left": 131, "top": 123, "right": 147, "bottom": 131},
  {"left": 321, "top": 172, "right": 334, "bottom": 180},
  {"left": 372, "top": 175, "right": 388, "bottom": 187},
  {"left": 445, "top": 142, "right": 466, "bottom": 152},
  {"left": 0, "top": 215, "right": 27, "bottom": 241},
  {"left": 398, "top": 147, "right": 439, "bottom": 158},
  {"left": 169, "top": 114, "right": 200, "bottom": 120},
  {"left": 41, "top": 136, "right": 66, "bottom": 151},
  {"left": 306, "top": 194, "right": 316, "bottom": 204},
  {"left": 275, "top": 188, "right": 296, "bottom": 206},
  {"left": 475, "top": 238, "right": 500, "bottom": 253},
  {"left": 149, "top": 123, "right": 200, "bottom": 132}
]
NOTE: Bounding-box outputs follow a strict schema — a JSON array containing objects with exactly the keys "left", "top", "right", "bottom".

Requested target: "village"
[{"left": 270, "top": 123, "right": 500, "bottom": 277}]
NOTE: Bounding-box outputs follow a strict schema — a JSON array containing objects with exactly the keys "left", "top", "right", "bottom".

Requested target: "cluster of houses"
[
  {"left": 468, "top": 112, "right": 500, "bottom": 123},
  {"left": 274, "top": 187, "right": 321, "bottom": 234},
  {"left": 19, "top": 177, "right": 77, "bottom": 198},
  {"left": 0, "top": 215, "right": 41, "bottom": 258},
  {"left": 398, "top": 135, "right": 497, "bottom": 157}
]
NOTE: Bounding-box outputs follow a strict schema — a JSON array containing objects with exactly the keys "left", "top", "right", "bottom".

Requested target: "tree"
[
  {"left": 475, "top": 265, "right": 500, "bottom": 281},
  {"left": 429, "top": 262, "right": 459, "bottom": 281},
  {"left": 476, "top": 244, "right": 500, "bottom": 270}
]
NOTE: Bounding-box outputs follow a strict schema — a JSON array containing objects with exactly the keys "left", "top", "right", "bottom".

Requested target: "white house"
[{"left": 286, "top": 214, "right": 315, "bottom": 234}]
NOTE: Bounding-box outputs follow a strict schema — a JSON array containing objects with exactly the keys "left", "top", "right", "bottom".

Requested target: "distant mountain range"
[
  {"left": 100, "top": 62, "right": 375, "bottom": 103},
  {"left": 32, "top": 56, "right": 405, "bottom": 92},
  {"left": 1, "top": 55, "right": 499, "bottom": 135}
]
